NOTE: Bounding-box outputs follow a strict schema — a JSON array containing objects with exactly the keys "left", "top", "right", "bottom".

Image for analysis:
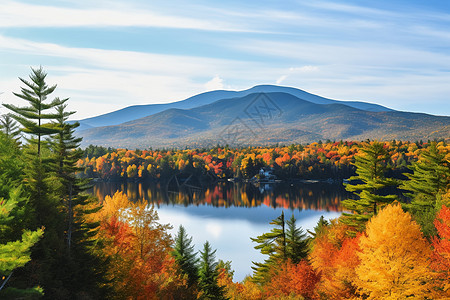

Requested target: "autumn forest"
[{"left": 0, "top": 68, "right": 449, "bottom": 299}]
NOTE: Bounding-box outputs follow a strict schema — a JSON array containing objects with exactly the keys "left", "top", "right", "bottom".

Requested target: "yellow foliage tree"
[{"left": 354, "top": 203, "right": 434, "bottom": 299}]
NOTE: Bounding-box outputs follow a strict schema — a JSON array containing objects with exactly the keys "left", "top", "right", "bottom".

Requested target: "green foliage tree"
[
  {"left": 3, "top": 67, "right": 109, "bottom": 298},
  {"left": 0, "top": 114, "right": 21, "bottom": 143},
  {"left": 341, "top": 141, "right": 398, "bottom": 233},
  {"left": 198, "top": 241, "right": 227, "bottom": 300},
  {"left": 173, "top": 225, "right": 199, "bottom": 287},
  {"left": 401, "top": 142, "right": 450, "bottom": 237},
  {"left": 3, "top": 67, "right": 63, "bottom": 157},
  {"left": 251, "top": 212, "right": 309, "bottom": 284},
  {"left": 286, "top": 214, "right": 308, "bottom": 264},
  {"left": 0, "top": 188, "right": 44, "bottom": 298}
]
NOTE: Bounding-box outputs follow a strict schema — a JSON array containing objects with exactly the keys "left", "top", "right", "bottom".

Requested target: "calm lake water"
[{"left": 88, "top": 181, "right": 352, "bottom": 281}]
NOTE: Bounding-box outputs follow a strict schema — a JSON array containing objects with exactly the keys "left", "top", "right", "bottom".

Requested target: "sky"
[{"left": 1, "top": 0, "right": 450, "bottom": 119}]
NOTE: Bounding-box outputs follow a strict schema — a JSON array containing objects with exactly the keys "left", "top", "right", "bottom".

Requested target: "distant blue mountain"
[
  {"left": 76, "top": 85, "right": 392, "bottom": 128},
  {"left": 79, "top": 91, "right": 449, "bottom": 149}
]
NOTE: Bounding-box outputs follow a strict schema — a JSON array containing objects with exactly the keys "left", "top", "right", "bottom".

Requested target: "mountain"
[
  {"left": 79, "top": 91, "right": 450, "bottom": 148},
  {"left": 76, "top": 85, "right": 392, "bottom": 128}
]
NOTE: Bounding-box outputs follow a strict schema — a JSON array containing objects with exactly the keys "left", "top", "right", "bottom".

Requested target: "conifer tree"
[
  {"left": 401, "top": 142, "right": 449, "bottom": 236},
  {"left": 0, "top": 114, "right": 21, "bottom": 143},
  {"left": 251, "top": 212, "right": 309, "bottom": 284},
  {"left": 3, "top": 67, "right": 63, "bottom": 157},
  {"left": 0, "top": 188, "right": 44, "bottom": 298},
  {"left": 341, "top": 141, "right": 398, "bottom": 233},
  {"left": 198, "top": 241, "right": 227, "bottom": 300},
  {"left": 286, "top": 214, "right": 308, "bottom": 264},
  {"left": 173, "top": 225, "right": 199, "bottom": 287},
  {"left": 48, "top": 103, "right": 83, "bottom": 251}
]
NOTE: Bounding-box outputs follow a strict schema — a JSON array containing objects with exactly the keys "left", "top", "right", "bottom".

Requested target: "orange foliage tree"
[
  {"left": 431, "top": 205, "right": 450, "bottom": 295},
  {"left": 309, "top": 219, "right": 360, "bottom": 299},
  {"left": 93, "top": 191, "right": 189, "bottom": 299},
  {"left": 264, "top": 259, "right": 320, "bottom": 300},
  {"left": 354, "top": 203, "right": 434, "bottom": 299}
]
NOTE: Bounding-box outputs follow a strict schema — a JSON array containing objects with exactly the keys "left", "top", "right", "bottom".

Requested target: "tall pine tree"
[
  {"left": 3, "top": 67, "right": 63, "bottom": 157},
  {"left": 251, "top": 212, "right": 309, "bottom": 284},
  {"left": 341, "top": 141, "right": 398, "bottom": 233},
  {"left": 172, "top": 225, "right": 199, "bottom": 288},
  {"left": 198, "top": 241, "right": 227, "bottom": 300},
  {"left": 401, "top": 142, "right": 449, "bottom": 236}
]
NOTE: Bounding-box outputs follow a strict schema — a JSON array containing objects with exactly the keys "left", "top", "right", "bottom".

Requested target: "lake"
[{"left": 88, "top": 181, "right": 352, "bottom": 281}]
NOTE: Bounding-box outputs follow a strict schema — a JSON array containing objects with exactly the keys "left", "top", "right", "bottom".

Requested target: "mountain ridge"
[
  {"left": 78, "top": 91, "right": 450, "bottom": 148},
  {"left": 76, "top": 85, "right": 392, "bottom": 129}
]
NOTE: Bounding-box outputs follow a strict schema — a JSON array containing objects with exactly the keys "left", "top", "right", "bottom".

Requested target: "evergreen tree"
[
  {"left": 48, "top": 103, "right": 83, "bottom": 251},
  {"left": 48, "top": 104, "right": 110, "bottom": 298},
  {"left": 198, "top": 241, "right": 227, "bottom": 300},
  {"left": 286, "top": 214, "right": 308, "bottom": 263},
  {"left": 401, "top": 142, "right": 449, "bottom": 237},
  {"left": 172, "top": 225, "right": 199, "bottom": 287},
  {"left": 251, "top": 212, "right": 309, "bottom": 284},
  {"left": 341, "top": 141, "right": 398, "bottom": 233},
  {"left": 0, "top": 114, "right": 21, "bottom": 143},
  {"left": 307, "top": 215, "right": 329, "bottom": 239},
  {"left": 0, "top": 187, "right": 44, "bottom": 298},
  {"left": 3, "top": 67, "right": 63, "bottom": 157}
]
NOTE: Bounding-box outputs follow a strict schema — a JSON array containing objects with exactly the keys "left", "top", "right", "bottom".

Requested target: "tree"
[
  {"left": 251, "top": 212, "right": 287, "bottom": 284},
  {"left": 172, "top": 225, "right": 199, "bottom": 287},
  {"left": 48, "top": 103, "right": 83, "bottom": 252},
  {"left": 309, "top": 219, "right": 360, "bottom": 299},
  {"left": 401, "top": 142, "right": 449, "bottom": 237},
  {"left": 431, "top": 205, "right": 450, "bottom": 296},
  {"left": 251, "top": 212, "right": 309, "bottom": 284},
  {"left": 286, "top": 214, "right": 308, "bottom": 264},
  {"left": 92, "top": 192, "right": 181, "bottom": 299},
  {"left": 341, "top": 141, "right": 398, "bottom": 233},
  {"left": 3, "top": 66, "right": 63, "bottom": 157},
  {"left": 198, "top": 241, "right": 227, "bottom": 300},
  {"left": 264, "top": 260, "right": 320, "bottom": 300},
  {"left": 354, "top": 203, "right": 434, "bottom": 299},
  {"left": 0, "top": 188, "right": 44, "bottom": 298},
  {"left": 0, "top": 114, "right": 21, "bottom": 143}
]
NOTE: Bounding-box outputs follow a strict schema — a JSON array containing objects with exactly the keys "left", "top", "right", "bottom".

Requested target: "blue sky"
[{"left": 1, "top": 0, "right": 449, "bottom": 119}]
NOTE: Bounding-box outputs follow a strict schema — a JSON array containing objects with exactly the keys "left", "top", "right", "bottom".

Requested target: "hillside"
[{"left": 79, "top": 92, "right": 450, "bottom": 148}]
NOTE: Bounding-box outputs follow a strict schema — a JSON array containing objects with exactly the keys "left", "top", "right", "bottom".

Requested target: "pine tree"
[
  {"left": 251, "top": 212, "right": 309, "bottom": 284},
  {"left": 401, "top": 142, "right": 449, "bottom": 236},
  {"left": 0, "top": 187, "right": 44, "bottom": 298},
  {"left": 3, "top": 67, "right": 63, "bottom": 157},
  {"left": 341, "top": 141, "right": 398, "bottom": 233},
  {"left": 198, "top": 241, "right": 227, "bottom": 300},
  {"left": 48, "top": 103, "right": 83, "bottom": 251},
  {"left": 0, "top": 114, "right": 21, "bottom": 143},
  {"left": 173, "top": 225, "right": 199, "bottom": 287},
  {"left": 286, "top": 214, "right": 308, "bottom": 264}
]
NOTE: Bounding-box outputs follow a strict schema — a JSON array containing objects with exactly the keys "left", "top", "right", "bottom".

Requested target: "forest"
[
  {"left": 79, "top": 139, "right": 439, "bottom": 182},
  {"left": 0, "top": 68, "right": 449, "bottom": 299}
]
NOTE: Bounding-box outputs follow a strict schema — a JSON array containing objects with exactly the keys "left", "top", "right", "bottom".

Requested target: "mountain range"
[{"left": 76, "top": 85, "right": 450, "bottom": 148}]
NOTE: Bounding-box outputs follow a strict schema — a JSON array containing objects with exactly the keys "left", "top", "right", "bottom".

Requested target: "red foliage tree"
[{"left": 264, "top": 260, "right": 320, "bottom": 299}]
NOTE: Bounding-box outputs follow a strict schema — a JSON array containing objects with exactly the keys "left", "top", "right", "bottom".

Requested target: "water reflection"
[
  {"left": 88, "top": 181, "right": 351, "bottom": 281},
  {"left": 90, "top": 181, "right": 350, "bottom": 211}
]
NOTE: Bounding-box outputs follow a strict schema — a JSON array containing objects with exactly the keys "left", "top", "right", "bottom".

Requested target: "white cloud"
[
  {"left": 276, "top": 75, "right": 287, "bottom": 85},
  {"left": 0, "top": 0, "right": 256, "bottom": 32},
  {"left": 204, "top": 75, "right": 225, "bottom": 91}
]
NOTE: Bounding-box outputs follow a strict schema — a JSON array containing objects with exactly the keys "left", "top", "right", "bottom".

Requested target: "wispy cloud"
[{"left": 0, "top": 0, "right": 255, "bottom": 32}]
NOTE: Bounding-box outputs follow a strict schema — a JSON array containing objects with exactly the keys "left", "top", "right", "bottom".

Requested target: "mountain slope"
[
  {"left": 79, "top": 92, "right": 449, "bottom": 148},
  {"left": 76, "top": 85, "right": 392, "bottom": 128}
]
